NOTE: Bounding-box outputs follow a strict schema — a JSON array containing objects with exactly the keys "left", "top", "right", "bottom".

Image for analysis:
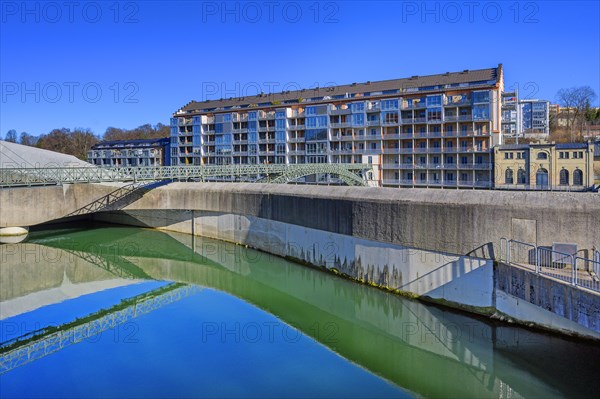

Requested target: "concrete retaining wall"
[
  {"left": 2, "top": 183, "right": 599, "bottom": 255},
  {"left": 95, "top": 209, "right": 495, "bottom": 312},
  {"left": 495, "top": 262, "right": 600, "bottom": 339}
]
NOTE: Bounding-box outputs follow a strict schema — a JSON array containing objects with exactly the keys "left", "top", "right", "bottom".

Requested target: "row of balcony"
[
  {"left": 205, "top": 131, "right": 491, "bottom": 145},
  {"left": 331, "top": 131, "right": 491, "bottom": 140},
  {"left": 383, "top": 147, "right": 490, "bottom": 154},
  {"left": 381, "top": 163, "right": 492, "bottom": 170},
  {"left": 382, "top": 179, "right": 492, "bottom": 187}
]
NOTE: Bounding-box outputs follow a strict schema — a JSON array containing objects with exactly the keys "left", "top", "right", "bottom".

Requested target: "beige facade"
[
  {"left": 494, "top": 143, "right": 595, "bottom": 191},
  {"left": 172, "top": 65, "right": 504, "bottom": 189}
]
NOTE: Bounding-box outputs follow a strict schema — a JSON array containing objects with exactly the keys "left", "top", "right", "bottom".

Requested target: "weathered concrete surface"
[
  {"left": 0, "top": 183, "right": 122, "bottom": 228},
  {"left": 97, "top": 208, "right": 600, "bottom": 339},
  {"left": 2, "top": 183, "right": 599, "bottom": 255},
  {"left": 495, "top": 262, "right": 600, "bottom": 339},
  {"left": 96, "top": 210, "right": 495, "bottom": 311}
]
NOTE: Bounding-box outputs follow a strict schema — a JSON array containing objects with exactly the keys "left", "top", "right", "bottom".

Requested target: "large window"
[
  {"left": 473, "top": 104, "right": 490, "bottom": 120},
  {"left": 472, "top": 91, "right": 490, "bottom": 103},
  {"left": 306, "top": 106, "right": 317, "bottom": 116},
  {"left": 381, "top": 99, "right": 399, "bottom": 110},
  {"left": 537, "top": 152, "right": 547, "bottom": 160},
  {"left": 382, "top": 111, "right": 399, "bottom": 123},
  {"left": 305, "top": 128, "right": 328, "bottom": 141},
  {"left": 517, "top": 168, "right": 527, "bottom": 184},
  {"left": 427, "top": 108, "right": 442, "bottom": 122},
  {"left": 426, "top": 95, "right": 442, "bottom": 107},
  {"left": 573, "top": 169, "right": 583, "bottom": 185},
  {"left": 505, "top": 169, "right": 514, "bottom": 184},
  {"left": 351, "top": 102, "right": 365, "bottom": 113},
  {"left": 559, "top": 169, "right": 569, "bottom": 185},
  {"left": 351, "top": 113, "right": 365, "bottom": 126}
]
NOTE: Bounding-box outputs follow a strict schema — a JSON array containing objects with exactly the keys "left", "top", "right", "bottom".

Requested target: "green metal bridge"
[{"left": 0, "top": 164, "right": 370, "bottom": 188}]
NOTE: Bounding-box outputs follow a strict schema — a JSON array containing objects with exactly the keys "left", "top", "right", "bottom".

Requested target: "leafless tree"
[{"left": 556, "top": 86, "right": 597, "bottom": 140}]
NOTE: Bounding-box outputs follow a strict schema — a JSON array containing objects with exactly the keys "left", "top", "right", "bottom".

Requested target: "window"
[
  {"left": 427, "top": 108, "right": 442, "bottom": 122},
  {"left": 381, "top": 99, "right": 399, "bottom": 110},
  {"left": 351, "top": 113, "right": 365, "bottom": 126},
  {"left": 505, "top": 169, "right": 514, "bottom": 184},
  {"left": 351, "top": 102, "right": 365, "bottom": 113},
  {"left": 473, "top": 104, "right": 490, "bottom": 120},
  {"left": 573, "top": 169, "right": 583, "bottom": 185},
  {"left": 473, "top": 91, "right": 490, "bottom": 103},
  {"left": 426, "top": 95, "right": 442, "bottom": 107},
  {"left": 559, "top": 151, "right": 570, "bottom": 159},
  {"left": 517, "top": 168, "right": 527, "bottom": 184},
  {"left": 446, "top": 156, "right": 454, "bottom": 164},
  {"left": 559, "top": 169, "right": 569, "bottom": 185},
  {"left": 306, "top": 106, "right": 317, "bottom": 116},
  {"left": 537, "top": 152, "right": 547, "bottom": 160}
]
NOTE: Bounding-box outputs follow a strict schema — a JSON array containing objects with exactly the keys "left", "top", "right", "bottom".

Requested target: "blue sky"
[{"left": 1, "top": 0, "right": 599, "bottom": 138}]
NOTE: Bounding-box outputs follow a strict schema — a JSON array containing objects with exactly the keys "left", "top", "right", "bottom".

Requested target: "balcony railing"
[
  {"left": 382, "top": 148, "right": 401, "bottom": 154},
  {"left": 331, "top": 135, "right": 354, "bottom": 141},
  {"left": 383, "top": 134, "right": 402, "bottom": 140},
  {"left": 381, "top": 163, "right": 399, "bottom": 169},
  {"left": 330, "top": 122, "right": 351, "bottom": 128},
  {"left": 330, "top": 108, "right": 351, "bottom": 115}
]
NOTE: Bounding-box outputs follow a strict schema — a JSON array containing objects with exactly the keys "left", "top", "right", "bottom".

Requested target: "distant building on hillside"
[
  {"left": 501, "top": 93, "right": 550, "bottom": 140},
  {"left": 88, "top": 138, "right": 170, "bottom": 167}
]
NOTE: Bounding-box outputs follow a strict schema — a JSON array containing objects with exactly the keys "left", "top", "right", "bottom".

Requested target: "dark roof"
[
  {"left": 555, "top": 143, "right": 588, "bottom": 149},
  {"left": 92, "top": 137, "right": 169, "bottom": 150},
  {"left": 178, "top": 65, "right": 501, "bottom": 115},
  {"left": 496, "top": 144, "right": 530, "bottom": 150}
]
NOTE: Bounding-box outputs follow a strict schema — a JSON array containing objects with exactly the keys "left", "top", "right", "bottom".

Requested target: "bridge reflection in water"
[{"left": 2, "top": 225, "right": 600, "bottom": 398}]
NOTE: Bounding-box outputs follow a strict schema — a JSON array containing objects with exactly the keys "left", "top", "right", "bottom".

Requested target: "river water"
[{"left": 1, "top": 224, "right": 599, "bottom": 398}]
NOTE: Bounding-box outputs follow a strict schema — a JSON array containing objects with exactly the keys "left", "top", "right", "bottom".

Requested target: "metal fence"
[{"left": 500, "top": 238, "right": 600, "bottom": 293}]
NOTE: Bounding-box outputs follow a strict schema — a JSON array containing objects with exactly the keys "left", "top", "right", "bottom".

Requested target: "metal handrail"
[{"left": 502, "top": 238, "right": 599, "bottom": 292}]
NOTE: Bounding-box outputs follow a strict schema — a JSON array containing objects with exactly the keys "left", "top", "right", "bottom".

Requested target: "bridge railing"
[
  {"left": 500, "top": 238, "right": 600, "bottom": 293},
  {"left": 0, "top": 164, "right": 370, "bottom": 187}
]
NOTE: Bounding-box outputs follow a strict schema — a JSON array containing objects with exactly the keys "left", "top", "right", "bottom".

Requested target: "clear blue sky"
[{"left": 1, "top": 0, "right": 599, "bottom": 138}]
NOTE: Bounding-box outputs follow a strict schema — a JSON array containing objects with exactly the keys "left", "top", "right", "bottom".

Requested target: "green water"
[{"left": 1, "top": 224, "right": 599, "bottom": 398}]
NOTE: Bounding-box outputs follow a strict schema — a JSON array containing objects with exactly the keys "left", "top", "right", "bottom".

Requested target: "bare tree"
[
  {"left": 19, "top": 132, "right": 37, "bottom": 146},
  {"left": 556, "top": 86, "right": 597, "bottom": 140},
  {"left": 4, "top": 129, "right": 17, "bottom": 142}
]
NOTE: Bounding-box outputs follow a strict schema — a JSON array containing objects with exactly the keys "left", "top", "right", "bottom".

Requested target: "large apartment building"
[{"left": 171, "top": 65, "right": 506, "bottom": 188}]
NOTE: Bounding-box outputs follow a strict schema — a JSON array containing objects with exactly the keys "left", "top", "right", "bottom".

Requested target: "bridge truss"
[{"left": 0, "top": 164, "right": 370, "bottom": 187}]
